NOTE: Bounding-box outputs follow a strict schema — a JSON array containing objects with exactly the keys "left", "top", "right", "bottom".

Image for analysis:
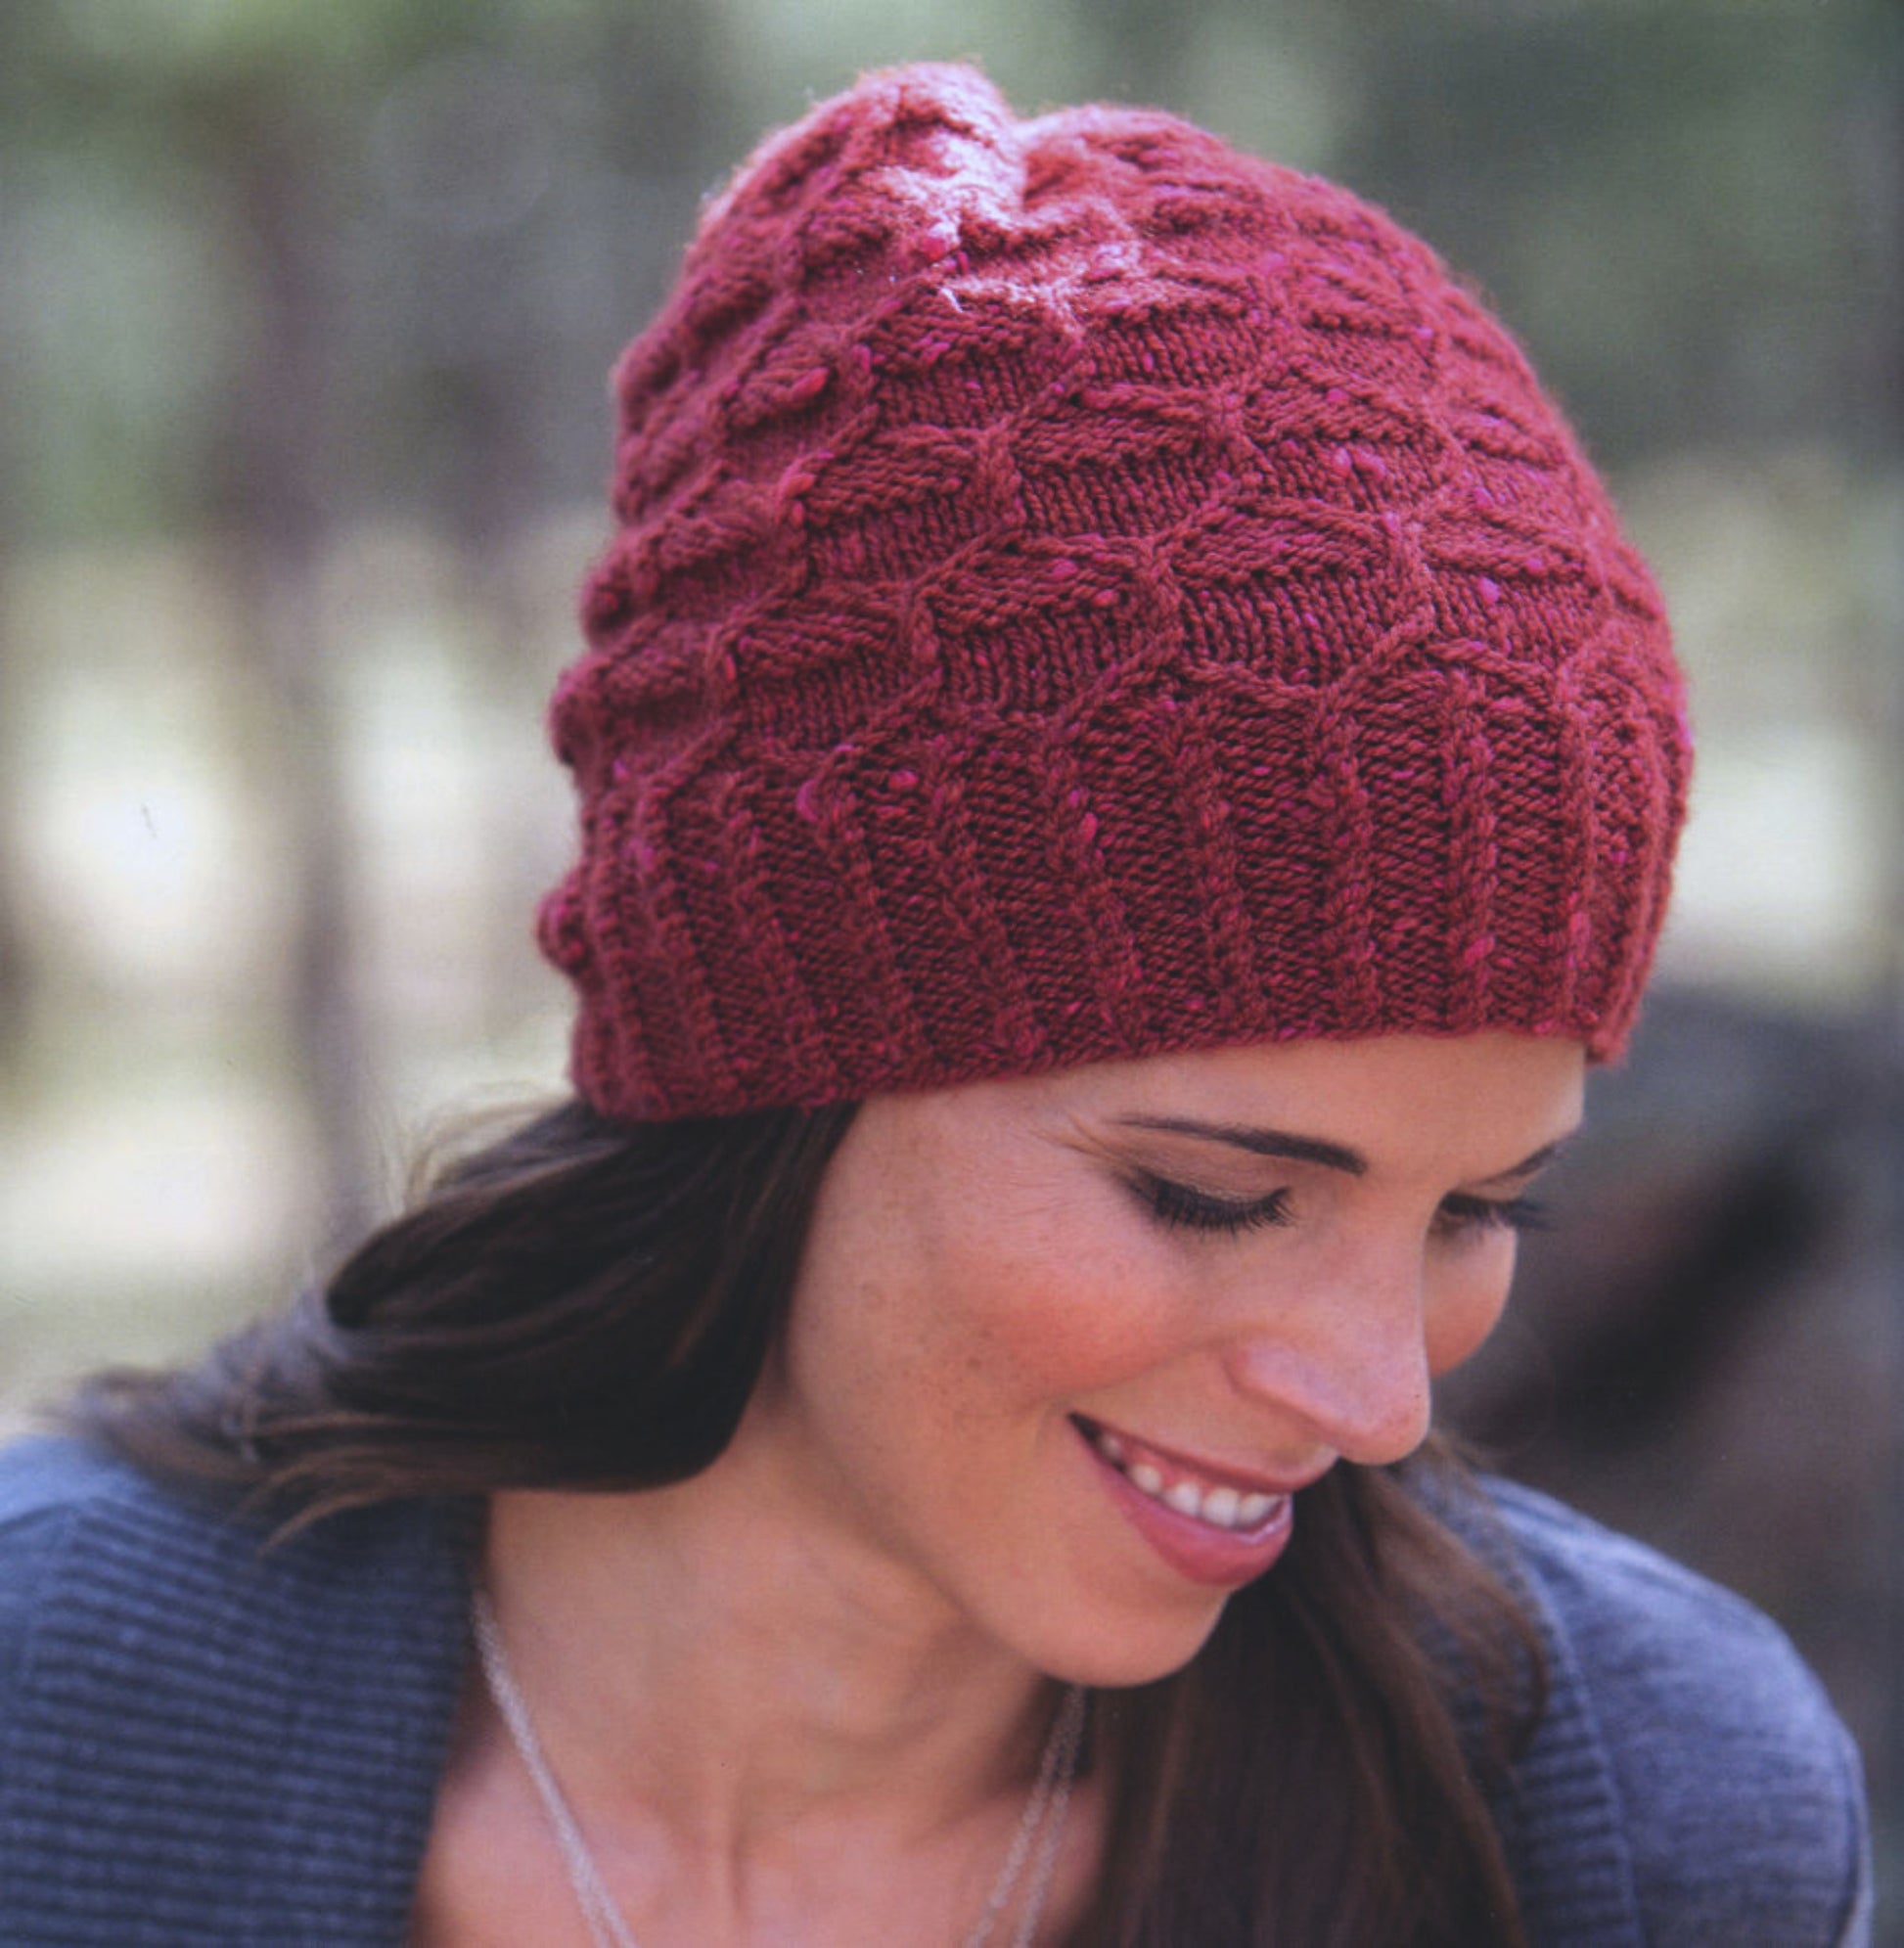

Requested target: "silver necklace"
[{"left": 472, "top": 1590, "right": 1087, "bottom": 1948}]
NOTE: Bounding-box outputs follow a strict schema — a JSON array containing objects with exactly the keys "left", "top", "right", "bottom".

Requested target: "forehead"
[
  {"left": 870, "top": 1031, "right": 1587, "bottom": 1186},
  {"left": 1058, "top": 1030, "right": 1582, "bottom": 1114}
]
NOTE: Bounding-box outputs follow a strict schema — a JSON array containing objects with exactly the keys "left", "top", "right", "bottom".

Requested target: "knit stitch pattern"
[{"left": 539, "top": 64, "right": 1690, "bottom": 1120}]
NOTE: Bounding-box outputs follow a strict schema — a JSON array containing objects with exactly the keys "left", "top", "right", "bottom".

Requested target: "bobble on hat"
[{"left": 538, "top": 63, "right": 1690, "bottom": 1122}]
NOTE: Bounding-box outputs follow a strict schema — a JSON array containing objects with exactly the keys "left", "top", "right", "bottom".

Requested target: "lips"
[
  {"left": 1075, "top": 1416, "right": 1289, "bottom": 1532},
  {"left": 1071, "top": 1414, "right": 1321, "bottom": 1587}
]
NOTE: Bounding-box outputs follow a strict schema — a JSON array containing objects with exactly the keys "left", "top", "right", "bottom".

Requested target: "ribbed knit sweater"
[{"left": 0, "top": 1437, "right": 1871, "bottom": 1944}]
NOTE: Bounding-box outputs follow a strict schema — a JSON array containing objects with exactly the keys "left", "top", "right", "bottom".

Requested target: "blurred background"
[{"left": 2, "top": 0, "right": 1898, "bottom": 1925}]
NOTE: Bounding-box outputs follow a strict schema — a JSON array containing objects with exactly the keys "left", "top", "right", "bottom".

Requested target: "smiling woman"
[{"left": 0, "top": 62, "right": 1870, "bottom": 1948}]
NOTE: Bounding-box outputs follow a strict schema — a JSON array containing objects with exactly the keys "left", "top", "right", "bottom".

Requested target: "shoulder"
[
  {"left": 0, "top": 1432, "right": 310, "bottom": 1678},
  {"left": 0, "top": 1435, "right": 149, "bottom": 1679},
  {"left": 0, "top": 1434, "right": 475, "bottom": 1944},
  {"left": 1476, "top": 1475, "right": 1873, "bottom": 1947},
  {"left": 0, "top": 1428, "right": 471, "bottom": 1699}
]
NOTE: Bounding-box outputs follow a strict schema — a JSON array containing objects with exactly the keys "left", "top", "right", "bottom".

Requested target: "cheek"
[
  {"left": 921, "top": 1221, "right": 1193, "bottom": 1409},
  {"left": 785, "top": 1099, "right": 1195, "bottom": 1440},
  {"left": 1423, "top": 1240, "right": 1519, "bottom": 1377}
]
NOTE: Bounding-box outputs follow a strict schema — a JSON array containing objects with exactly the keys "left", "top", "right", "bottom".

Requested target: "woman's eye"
[
  {"left": 1433, "top": 1192, "right": 1549, "bottom": 1240},
  {"left": 1132, "top": 1174, "right": 1292, "bottom": 1237}
]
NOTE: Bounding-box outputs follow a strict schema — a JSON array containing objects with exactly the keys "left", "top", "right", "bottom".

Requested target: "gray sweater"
[{"left": 0, "top": 1437, "right": 1872, "bottom": 1944}]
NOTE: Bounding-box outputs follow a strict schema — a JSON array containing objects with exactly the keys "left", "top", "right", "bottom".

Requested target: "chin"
[{"left": 1012, "top": 1591, "right": 1235, "bottom": 1692}]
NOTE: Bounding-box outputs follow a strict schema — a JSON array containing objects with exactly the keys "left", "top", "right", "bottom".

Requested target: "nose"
[{"left": 1216, "top": 1244, "right": 1434, "bottom": 1468}]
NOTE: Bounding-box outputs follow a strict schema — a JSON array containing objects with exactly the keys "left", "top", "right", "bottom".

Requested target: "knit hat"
[{"left": 539, "top": 64, "right": 1690, "bottom": 1123}]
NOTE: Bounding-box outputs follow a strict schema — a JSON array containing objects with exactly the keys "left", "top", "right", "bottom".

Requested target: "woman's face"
[{"left": 735, "top": 1031, "right": 1584, "bottom": 1688}]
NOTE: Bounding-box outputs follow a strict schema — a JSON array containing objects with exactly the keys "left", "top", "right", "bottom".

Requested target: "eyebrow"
[{"left": 1112, "top": 1118, "right": 1577, "bottom": 1185}]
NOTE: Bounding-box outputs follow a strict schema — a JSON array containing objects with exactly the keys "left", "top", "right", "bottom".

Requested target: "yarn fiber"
[{"left": 539, "top": 64, "right": 1690, "bottom": 1122}]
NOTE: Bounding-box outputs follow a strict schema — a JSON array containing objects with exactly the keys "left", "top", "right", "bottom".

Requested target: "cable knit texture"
[{"left": 538, "top": 64, "right": 1690, "bottom": 1121}]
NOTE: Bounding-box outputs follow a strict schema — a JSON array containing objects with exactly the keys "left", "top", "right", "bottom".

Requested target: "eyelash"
[
  {"left": 1131, "top": 1174, "right": 1292, "bottom": 1236},
  {"left": 1132, "top": 1176, "right": 1550, "bottom": 1241},
  {"left": 1434, "top": 1193, "right": 1550, "bottom": 1239}
]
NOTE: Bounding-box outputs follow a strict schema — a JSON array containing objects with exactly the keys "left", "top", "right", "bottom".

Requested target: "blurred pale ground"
[{"left": 1, "top": 0, "right": 1898, "bottom": 1928}]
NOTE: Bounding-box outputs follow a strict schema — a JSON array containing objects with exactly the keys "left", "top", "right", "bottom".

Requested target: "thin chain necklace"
[{"left": 471, "top": 1591, "right": 1088, "bottom": 1948}]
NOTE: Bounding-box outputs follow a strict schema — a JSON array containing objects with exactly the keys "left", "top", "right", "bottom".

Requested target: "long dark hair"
[{"left": 73, "top": 1096, "right": 1541, "bottom": 1946}]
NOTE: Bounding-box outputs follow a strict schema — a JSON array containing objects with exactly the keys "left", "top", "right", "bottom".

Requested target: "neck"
[{"left": 480, "top": 1464, "right": 1062, "bottom": 1857}]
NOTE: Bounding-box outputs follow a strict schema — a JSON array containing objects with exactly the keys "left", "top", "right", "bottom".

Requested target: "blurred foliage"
[{"left": 3, "top": 0, "right": 1896, "bottom": 539}]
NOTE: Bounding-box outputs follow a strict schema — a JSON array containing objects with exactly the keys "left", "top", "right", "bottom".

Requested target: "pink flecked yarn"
[{"left": 537, "top": 64, "right": 1690, "bottom": 1122}]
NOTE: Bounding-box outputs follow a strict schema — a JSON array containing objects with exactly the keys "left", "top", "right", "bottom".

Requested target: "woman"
[{"left": 0, "top": 64, "right": 1870, "bottom": 1946}]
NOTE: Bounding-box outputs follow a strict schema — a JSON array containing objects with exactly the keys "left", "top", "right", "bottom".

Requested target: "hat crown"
[{"left": 540, "top": 64, "right": 1689, "bottom": 1120}]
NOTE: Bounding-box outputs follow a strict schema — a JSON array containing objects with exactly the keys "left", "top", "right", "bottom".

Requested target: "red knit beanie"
[{"left": 539, "top": 64, "right": 1690, "bottom": 1122}]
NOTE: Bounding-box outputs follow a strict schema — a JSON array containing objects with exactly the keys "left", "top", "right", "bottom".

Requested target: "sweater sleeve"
[
  {"left": 1490, "top": 1479, "right": 1873, "bottom": 1948},
  {"left": 0, "top": 1436, "right": 122, "bottom": 1722},
  {"left": 0, "top": 1435, "right": 475, "bottom": 1947},
  {"left": 0, "top": 1504, "right": 80, "bottom": 1732}
]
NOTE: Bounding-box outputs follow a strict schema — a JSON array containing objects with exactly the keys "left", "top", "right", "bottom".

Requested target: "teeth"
[
  {"left": 1087, "top": 1423, "right": 1287, "bottom": 1534},
  {"left": 1201, "top": 1485, "right": 1241, "bottom": 1527}
]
